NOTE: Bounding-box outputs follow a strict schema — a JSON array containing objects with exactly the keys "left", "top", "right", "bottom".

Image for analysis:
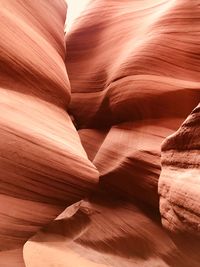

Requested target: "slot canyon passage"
[{"left": 0, "top": 0, "right": 200, "bottom": 266}]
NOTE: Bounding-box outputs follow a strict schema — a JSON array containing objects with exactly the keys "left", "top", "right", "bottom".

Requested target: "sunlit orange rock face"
[
  {"left": 0, "top": 0, "right": 200, "bottom": 266},
  {"left": 66, "top": 0, "right": 200, "bottom": 218},
  {"left": 0, "top": 0, "right": 98, "bottom": 265}
]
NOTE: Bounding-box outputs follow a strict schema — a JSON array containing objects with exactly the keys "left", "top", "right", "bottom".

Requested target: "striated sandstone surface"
[
  {"left": 1, "top": 0, "right": 200, "bottom": 266},
  {"left": 0, "top": 1, "right": 98, "bottom": 266},
  {"left": 159, "top": 104, "right": 200, "bottom": 234},
  {"left": 66, "top": 0, "right": 200, "bottom": 217},
  {"left": 79, "top": 119, "right": 181, "bottom": 209},
  {"left": 24, "top": 193, "right": 200, "bottom": 267},
  {"left": 66, "top": 0, "right": 200, "bottom": 128}
]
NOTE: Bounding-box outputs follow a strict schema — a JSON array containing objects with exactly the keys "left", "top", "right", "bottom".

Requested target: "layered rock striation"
[
  {"left": 0, "top": 0, "right": 200, "bottom": 266},
  {"left": 65, "top": 0, "right": 200, "bottom": 214},
  {"left": 0, "top": 1, "right": 98, "bottom": 263},
  {"left": 159, "top": 104, "right": 200, "bottom": 234}
]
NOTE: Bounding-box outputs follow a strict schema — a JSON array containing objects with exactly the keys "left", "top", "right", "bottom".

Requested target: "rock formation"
[
  {"left": 159, "top": 104, "right": 200, "bottom": 234},
  {"left": 24, "top": 193, "right": 200, "bottom": 267},
  {"left": 66, "top": 0, "right": 200, "bottom": 128},
  {"left": 0, "top": 1, "right": 98, "bottom": 265},
  {"left": 66, "top": 0, "right": 200, "bottom": 219},
  {"left": 0, "top": 0, "right": 200, "bottom": 266}
]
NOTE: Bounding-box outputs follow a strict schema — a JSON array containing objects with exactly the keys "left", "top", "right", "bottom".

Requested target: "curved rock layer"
[
  {"left": 1, "top": 0, "right": 70, "bottom": 108},
  {"left": 159, "top": 104, "right": 200, "bottom": 234},
  {"left": 79, "top": 119, "right": 182, "bottom": 209},
  {"left": 66, "top": 0, "right": 200, "bottom": 128},
  {"left": 65, "top": 0, "right": 200, "bottom": 213},
  {"left": 1, "top": 0, "right": 200, "bottom": 266},
  {"left": 24, "top": 194, "right": 200, "bottom": 267},
  {"left": 0, "top": 0, "right": 98, "bottom": 262}
]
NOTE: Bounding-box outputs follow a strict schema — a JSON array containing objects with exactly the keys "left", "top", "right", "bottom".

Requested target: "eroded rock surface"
[
  {"left": 159, "top": 104, "right": 200, "bottom": 234},
  {"left": 66, "top": 0, "right": 200, "bottom": 128},
  {"left": 24, "top": 193, "right": 200, "bottom": 267},
  {"left": 65, "top": 0, "right": 200, "bottom": 220},
  {"left": 0, "top": 1, "right": 98, "bottom": 265},
  {"left": 1, "top": 0, "right": 200, "bottom": 266}
]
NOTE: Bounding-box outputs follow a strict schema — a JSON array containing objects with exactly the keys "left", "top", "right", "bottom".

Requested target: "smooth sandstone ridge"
[
  {"left": 66, "top": 0, "right": 200, "bottom": 215},
  {"left": 0, "top": 0, "right": 200, "bottom": 266},
  {"left": 66, "top": 0, "right": 200, "bottom": 128},
  {"left": 25, "top": 193, "right": 200, "bottom": 267},
  {"left": 0, "top": 0, "right": 98, "bottom": 264}
]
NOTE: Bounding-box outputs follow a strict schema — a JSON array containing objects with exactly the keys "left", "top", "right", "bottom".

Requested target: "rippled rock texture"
[
  {"left": 66, "top": 0, "right": 200, "bottom": 128},
  {"left": 24, "top": 193, "right": 200, "bottom": 267},
  {"left": 0, "top": 0, "right": 200, "bottom": 266},
  {"left": 66, "top": 0, "right": 200, "bottom": 224},
  {"left": 0, "top": 0, "right": 98, "bottom": 265}
]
